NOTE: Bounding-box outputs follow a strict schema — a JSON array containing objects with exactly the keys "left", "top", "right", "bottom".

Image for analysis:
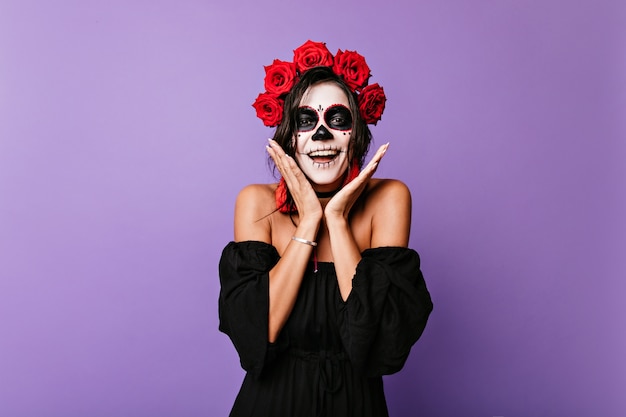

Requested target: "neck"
[
  {"left": 314, "top": 172, "right": 349, "bottom": 199},
  {"left": 315, "top": 188, "right": 341, "bottom": 199}
]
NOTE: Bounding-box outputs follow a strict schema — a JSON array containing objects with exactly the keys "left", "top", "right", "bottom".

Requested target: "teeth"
[{"left": 309, "top": 150, "right": 338, "bottom": 157}]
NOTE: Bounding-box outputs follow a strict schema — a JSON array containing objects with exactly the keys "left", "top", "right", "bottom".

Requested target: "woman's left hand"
[{"left": 324, "top": 143, "right": 389, "bottom": 221}]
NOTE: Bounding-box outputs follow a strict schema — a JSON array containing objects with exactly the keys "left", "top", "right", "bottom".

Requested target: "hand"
[
  {"left": 325, "top": 142, "right": 389, "bottom": 221},
  {"left": 266, "top": 139, "right": 323, "bottom": 221}
]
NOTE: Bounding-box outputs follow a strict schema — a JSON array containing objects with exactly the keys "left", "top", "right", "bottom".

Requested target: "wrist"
[
  {"left": 300, "top": 210, "right": 323, "bottom": 225},
  {"left": 295, "top": 215, "right": 321, "bottom": 237},
  {"left": 324, "top": 214, "right": 348, "bottom": 228}
]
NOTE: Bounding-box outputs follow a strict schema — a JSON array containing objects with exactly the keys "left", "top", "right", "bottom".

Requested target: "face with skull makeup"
[{"left": 294, "top": 82, "right": 353, "bottom": 193}]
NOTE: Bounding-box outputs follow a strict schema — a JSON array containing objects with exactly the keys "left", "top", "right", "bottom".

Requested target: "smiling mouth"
[{"left": 307, "top": 149, "right": 341, "bottom": 164}]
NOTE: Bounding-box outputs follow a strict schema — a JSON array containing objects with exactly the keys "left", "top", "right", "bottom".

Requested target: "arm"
[
  {"left": 266, "top": 216, "right": 319, "bottom": 343},
  {"left": 234, "top": 184, "right": 320, "bottom": 343},
  {"left": 324, "top": 144, "right": 407, "bottom": 300},
  {"left": 334, "top": 183, "right": 430, "bottom": 376},
  {"left": 234, "top": 141, "right": 323, "bottom": 343},
  {"left": 325, "top": 166, "right": 431, "bottom": 376}
]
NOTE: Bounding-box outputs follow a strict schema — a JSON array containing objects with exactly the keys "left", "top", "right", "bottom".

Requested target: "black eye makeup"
[
  {"left": 296, "top": 107, "right": 319, "bottom": 132},
  {"left": 297, "top": 105, "right": 353, "bottom": 132},
  {"left": 324, "top": 104, "right": 352, "bottom": 131}
]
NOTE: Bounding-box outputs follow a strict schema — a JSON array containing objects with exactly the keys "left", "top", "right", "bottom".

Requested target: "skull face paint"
[
  {"left": 297, "top": 104, "right": 353, "bottom": 134},
  {"left": 294, "top": 82, "right": 353, "bottom": 192}
]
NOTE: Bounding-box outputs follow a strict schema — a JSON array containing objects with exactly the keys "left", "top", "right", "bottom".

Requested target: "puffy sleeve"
[
  {"left": 218, "top": 241, "right": 284, "bottom": 378},
  {"left": 337, "top": 246, "right": 433, "bottom": 377}
]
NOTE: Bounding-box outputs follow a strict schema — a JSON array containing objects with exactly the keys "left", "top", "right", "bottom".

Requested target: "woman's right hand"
[
  {"left": 266, "top": 139, "right": 323, "bottom": 222},
  {"left": 265, "top": 139, "right": 322, "bottom": 343}
]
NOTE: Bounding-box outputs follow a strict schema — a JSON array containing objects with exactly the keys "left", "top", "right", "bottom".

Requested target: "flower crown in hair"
[{"left": 252, "top": 40, "right": 386, "bottom": 128}]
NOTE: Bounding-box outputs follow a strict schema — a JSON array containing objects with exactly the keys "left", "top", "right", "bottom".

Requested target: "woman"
[{"left": 219, "top": 41, "right": 433, "bottom": 417}]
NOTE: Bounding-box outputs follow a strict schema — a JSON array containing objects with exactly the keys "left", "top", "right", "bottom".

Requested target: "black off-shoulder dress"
[{"left": 218, "top": 241, "right": 433, "bottom": 417}]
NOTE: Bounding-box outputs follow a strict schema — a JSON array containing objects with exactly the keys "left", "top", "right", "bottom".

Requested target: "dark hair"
[{"left": 271, "top": 66, "right": 372, "bottom": 175}]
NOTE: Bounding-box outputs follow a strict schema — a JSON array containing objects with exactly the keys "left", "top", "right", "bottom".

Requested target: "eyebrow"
[{"left": 298, "top": 104, "right": 351, "bottom": 114}]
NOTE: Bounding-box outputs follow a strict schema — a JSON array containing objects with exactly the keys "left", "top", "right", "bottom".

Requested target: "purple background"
[{"left": 1, "top": 1, "right": 624, "bottom": 416}]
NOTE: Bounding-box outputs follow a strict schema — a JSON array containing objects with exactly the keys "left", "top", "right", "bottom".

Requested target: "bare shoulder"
[
  {"left": 236, "top": 183, "right": 276, "bottom": 210},
  {"left": 362, "top": 178, "right": 412, "bottom": 247},
  {"left": 234, "top": 183, "right": 278, "bottom": 242},
  {"left": 365, "top": 178, "right": 412, "bottom": 209}
]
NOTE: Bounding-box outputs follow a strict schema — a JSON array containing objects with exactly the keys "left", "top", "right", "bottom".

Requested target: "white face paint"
[{"left": 294, "top": 82, "right": 353, "bottom": 192}]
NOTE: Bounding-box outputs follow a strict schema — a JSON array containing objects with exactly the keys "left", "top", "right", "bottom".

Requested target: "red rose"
[
  {"left": 252, "top": 93, "right": 284, "bottom": 127},
  {"left": 293, "top": 40, "right": 334, "bottom": 73},
  {"left": 332, "top": 49, "right": 371, "bottom": 91},
  {"left": 264, "top": 59, "right": 297, "bottom": 96},
  {"left": 358, "top": 83, "right": 386, "bottom": 125}
]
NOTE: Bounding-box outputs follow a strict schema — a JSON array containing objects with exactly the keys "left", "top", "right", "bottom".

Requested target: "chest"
[{"left": 269, "top": 209, "right": 372, "bottom": 262}]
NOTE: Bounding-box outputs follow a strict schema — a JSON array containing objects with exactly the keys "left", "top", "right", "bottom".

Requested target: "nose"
[{"left": 311, "top": 125, "right": 333, "bottom": 141}]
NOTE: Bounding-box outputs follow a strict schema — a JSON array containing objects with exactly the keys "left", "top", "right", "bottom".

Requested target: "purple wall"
[{"left": 1, "top": 1, "right": 624, "bottom": 416}]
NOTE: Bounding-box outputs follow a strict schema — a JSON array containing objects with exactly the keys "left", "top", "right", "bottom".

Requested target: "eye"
[
  {"left": 296, "top": 107, "right": 318, "bottom": 132},
  {"left": 330, "top": 115, "right": 345, "bottom": 125},
  {"left": 325, "top": 105, "right": 352, "bottom": 130},
  {"left": 298, "top": 116, "right": 315, "bottom": 128}
]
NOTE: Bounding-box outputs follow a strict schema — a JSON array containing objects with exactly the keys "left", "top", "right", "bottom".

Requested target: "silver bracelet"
[{"left": 291, "top": 236, "right": 317, "bottom": 247}]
